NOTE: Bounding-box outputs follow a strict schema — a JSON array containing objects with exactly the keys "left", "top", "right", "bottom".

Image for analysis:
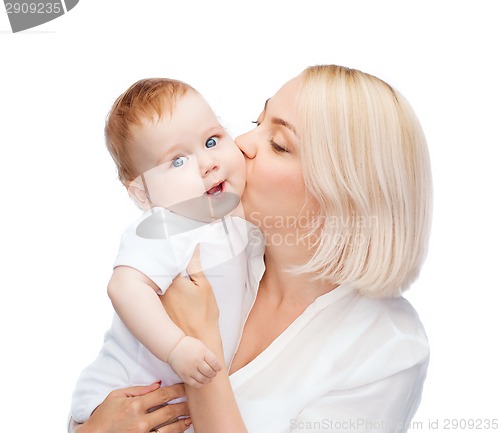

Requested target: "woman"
[{"left": 71, "top": 64, "right": 432, "bottom": 433}]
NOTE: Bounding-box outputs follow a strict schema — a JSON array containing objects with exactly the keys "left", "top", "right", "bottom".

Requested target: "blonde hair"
[
  {"left": 105, "top": 78, "right": 195, "bottom": 184},
  {"left": 297, "top": 65, "right": 432, "bottom": 297}
]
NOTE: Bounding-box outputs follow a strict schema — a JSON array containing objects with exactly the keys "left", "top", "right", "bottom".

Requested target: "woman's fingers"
[
  {"left": 186, "top": 244, "right": 203, "bottom": 279},
  {"left": 77, "top": 383, "right": 189, "bottom": 433},
  {"left": 186, "top": 244, "right": 211, "bottom": 288},
  {"left": 109, "top": 381, "right": 161, "bottom": 399},
  {"left": 149, "top": 401, "right": 191, "bottom": 432},
  {"left": 142, "top": 383, "right": 186, "bottom": 410},
  {"left": 154, "top": 417, "right": 192, "bottom": 433}
]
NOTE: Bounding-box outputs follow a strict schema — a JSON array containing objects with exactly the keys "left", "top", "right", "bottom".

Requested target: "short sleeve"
[
  {"left": 291, "top": 358, "right": 429, "bottom": 433},
  {"left": 113, "top": 211, "right": 181, "bottom": 294}
]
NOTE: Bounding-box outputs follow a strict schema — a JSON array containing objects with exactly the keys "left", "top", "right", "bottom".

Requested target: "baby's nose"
[{"left": 199, "top": 154, "right": 219, "bottom": 176}]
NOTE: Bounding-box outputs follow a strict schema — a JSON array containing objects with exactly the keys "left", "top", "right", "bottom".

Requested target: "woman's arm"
[
  {"left": 69, "top": 382, "right": 191, "bottom": 433},
  {"left": 108, "top": 266, "right": 220, "bottom": 387},
  {"left": 184, "top": 325, "right": 247, "bottom": 433},
  {"left": 159, "top": 249, "right": 249, "bottom": 433}
]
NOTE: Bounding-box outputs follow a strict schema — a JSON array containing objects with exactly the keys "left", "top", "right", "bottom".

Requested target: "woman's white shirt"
[
  {"left": 229, "top": 285, "right": 429, "bottom": 433},
  {"left": 68, "top": 284, "right": 428, "bottom": 433}
]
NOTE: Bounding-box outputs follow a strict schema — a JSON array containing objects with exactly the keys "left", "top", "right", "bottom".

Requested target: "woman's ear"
[{"left": 127, "top": 180, "right": 151, "bottom": 211}]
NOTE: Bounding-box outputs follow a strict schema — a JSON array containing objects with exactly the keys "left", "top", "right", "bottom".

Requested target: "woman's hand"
[
  {"left": 159, "top": 246, "right": 220, "bottom": 339},
  {"left": 71, "top": 382, "right": 191, "bottom": 433}
]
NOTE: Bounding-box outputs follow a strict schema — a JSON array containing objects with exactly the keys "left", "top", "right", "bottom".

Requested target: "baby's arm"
[{"left": 108, "top": 266, "right": 221, "bottom": 387}]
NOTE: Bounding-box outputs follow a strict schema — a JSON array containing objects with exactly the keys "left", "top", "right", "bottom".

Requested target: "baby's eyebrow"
[
  {"left": 204, "top": 124, "right": 225, "bottom": 135},
  {"left": 157, "top": 143, "right": 181, "bottom": 165}
]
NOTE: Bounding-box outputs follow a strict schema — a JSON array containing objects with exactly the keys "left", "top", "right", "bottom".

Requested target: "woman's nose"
[{"left": 235, "top": 130, "right": 257, "bottom": 159}]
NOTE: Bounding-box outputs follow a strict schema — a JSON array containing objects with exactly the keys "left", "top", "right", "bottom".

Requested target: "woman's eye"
[
  {"left": 252, "top": 120, "right": 260, "bottom": 127},
  {"left": 171, "top": 156, "right": 188, "bottom": 168},
  {"left": 205, "top": 137, "right": 218, "bottom": 148},
  {"left": 270, "top": 139, "right": 287, "bottom": 153}
]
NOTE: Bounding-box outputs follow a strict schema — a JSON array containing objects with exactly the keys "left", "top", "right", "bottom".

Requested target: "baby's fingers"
[
  {"left": 186, "top": 360, "right": 221, "bottom": 388},
  {"left": 198, "top": 361, "right": 218, "bottom": 379},
  {"left": 186, "top": 372, "right": 210, "bottom": 388},
  {"left": 205, "top": 350, "right": 222, "bottom": 373}
]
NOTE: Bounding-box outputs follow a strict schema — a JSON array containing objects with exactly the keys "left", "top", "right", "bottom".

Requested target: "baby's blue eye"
[
  {"left": 171, "top": 156, "right": 188, "bottom": 168},
  {"left": 205, "top": 137, "right": 218, "bottom": 148}
]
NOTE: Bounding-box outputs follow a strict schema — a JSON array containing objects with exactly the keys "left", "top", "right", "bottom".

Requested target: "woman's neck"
[{"left": 260, "top": 240, "right": 335, "bottom": 309}]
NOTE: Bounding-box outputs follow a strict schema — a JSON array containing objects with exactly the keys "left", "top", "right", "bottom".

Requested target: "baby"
[{"left": 71, "top": 78, "right": 264, "bottom": 423}]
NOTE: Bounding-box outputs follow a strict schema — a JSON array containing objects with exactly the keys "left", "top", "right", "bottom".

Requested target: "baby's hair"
[{"left": 105, "top": 78, "right": 196, "bottom": 184}]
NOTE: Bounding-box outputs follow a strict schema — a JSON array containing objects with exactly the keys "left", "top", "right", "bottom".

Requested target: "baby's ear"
[{"left": 127, "top": 179, "right": 151, "bottom": 211}]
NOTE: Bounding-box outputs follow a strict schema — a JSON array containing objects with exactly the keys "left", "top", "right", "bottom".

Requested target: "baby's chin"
[{"left": 224, "top": 180, "right": 245, "bottom": 199}]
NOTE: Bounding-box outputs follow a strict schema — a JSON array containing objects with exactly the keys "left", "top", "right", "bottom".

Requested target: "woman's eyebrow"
[
  {"left": 271, "top": 117, "right": 297, "bottom": 136},
  {"left": 263, "top": 97, "right": 297, "bottom": 136}
]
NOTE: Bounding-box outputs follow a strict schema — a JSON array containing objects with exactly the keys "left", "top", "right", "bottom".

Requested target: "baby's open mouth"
[{"left": 206, "top": 181, "right": 224, "bottom": 196}]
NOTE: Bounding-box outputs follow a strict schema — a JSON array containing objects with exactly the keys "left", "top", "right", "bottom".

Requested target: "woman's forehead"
[{"left": 264, "top": 76, "right": 302, "bottom": 127}]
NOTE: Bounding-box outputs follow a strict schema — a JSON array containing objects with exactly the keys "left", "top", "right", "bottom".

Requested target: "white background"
[{"left": 1, "top": 1, "right": 499, "bottom": 431}]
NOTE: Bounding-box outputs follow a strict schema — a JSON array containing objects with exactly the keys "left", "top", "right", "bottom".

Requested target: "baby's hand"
[{"left": 167, "top": 336, "right": 222, "bottom": 388}]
